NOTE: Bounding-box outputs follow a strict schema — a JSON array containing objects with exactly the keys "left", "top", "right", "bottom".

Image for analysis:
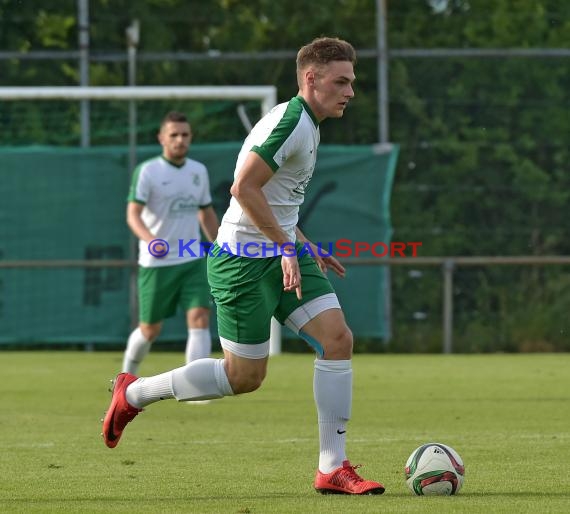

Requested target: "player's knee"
[
  {"left": 326, "top": 325, "right": 353, "bottom": 359},
  {"left": 338, "top": 325, "right": 354, "bottom": 352},
  {"left": 226, "top": 367, "right": 267, "bottom": 394},
  {"left": 187, "top": 307, "right": 210, "bottom": 328},
  {"left": 140, "top": 323, "right": 161, "bottom": 342}
]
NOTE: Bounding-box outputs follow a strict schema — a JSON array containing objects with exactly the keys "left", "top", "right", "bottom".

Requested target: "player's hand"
[
  {"left": 281, "top": 254, "right": 302, "bottom": 300},
  {"left": 305, "top": 241, "right": 346, "bottom": 278},
  {"left": 320, "top": 254, "right": 346, "bottom": 278}
]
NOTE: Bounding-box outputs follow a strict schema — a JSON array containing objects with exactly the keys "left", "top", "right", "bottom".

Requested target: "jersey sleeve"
[
  {"left": 127, "top": 163, "right": 150, "bottom": 204},
  {"left": 199, "top": 167, "right": 213, "bottom": 208},
  {"left": 251, "top": 99, "right": 304, "bottom": 172}
]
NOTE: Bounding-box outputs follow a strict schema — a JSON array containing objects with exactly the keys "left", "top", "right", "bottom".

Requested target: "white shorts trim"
[
  {"left": 220, "top": 337, "right": 270, "bottom": 359},
  {"left": 284, "top": 293, "right": 341, "bottom": 334}
]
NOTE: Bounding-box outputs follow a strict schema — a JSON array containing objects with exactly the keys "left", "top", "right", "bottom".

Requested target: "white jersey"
[
  {"left": 217, "top": 96, "right": 320, "bottom": 257},
  {"left": 128, "top": 155, "right": 212, "bottom": 267}
]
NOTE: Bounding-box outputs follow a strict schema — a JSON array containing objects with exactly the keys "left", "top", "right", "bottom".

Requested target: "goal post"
[
  {"left": 0, "top": 85, "right": 277, "bottom": 117},
  {"left": 0, "top": 85, "right": 282, "bottom": 354}
]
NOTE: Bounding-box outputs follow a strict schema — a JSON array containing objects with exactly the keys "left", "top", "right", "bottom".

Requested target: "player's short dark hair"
[
  {"left": 160, "top": 111, "right": 189, "bottom": 129},
  {"left": 296, "top": 37, "right": 356, "bottom": 71}
]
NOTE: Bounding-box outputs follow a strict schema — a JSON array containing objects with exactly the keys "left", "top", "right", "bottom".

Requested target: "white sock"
[
  {"left": 126, "top": 372, "right": 173, "bottom": 408},
  {"left": 122, "top": 328, "right": 152, "bottom": 374},
  {"left": 126, "top": 358, "right": 233, "bottom": 408},
  {"left": 185, "top": 328, "right": 212, "bottom": 363},
  {"left": 314, "top": 359, "right": 352, "bottom": 473}
]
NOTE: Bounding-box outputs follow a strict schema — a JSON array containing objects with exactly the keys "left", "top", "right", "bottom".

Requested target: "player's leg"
[
  {"left": 121, "top": 265, "right": 179, "bottom": 374},
  {"left": 299, "top": 307, "right": 352, "bottom": 469},
  {"left": 276, "top": 250, "right": 384, "bottom": 494},
  {"left": 182, "top": 307, "right": 213, "bottom": 404},
  {"left": 103, "top": 246, "right": 277, "bottom": 448},
  {"left": 122, "top": 321, "right": 162, "bottom": 374},
  {"left": 206, "top": 242, "right": 280, "bottom": 391},
  {"left": 289, "top": 305, "right": 384, "bottom": 494},
  {"left": 103, "top": 341, "right": 269, "bottom": 448},
  {"left": 120, "top": 344, "right": 267, "bottom": 411},
  {"left": 180, "top": 259, "right": 212, "bottom": 363},
  {"left": 185, "top": 308, "right": 211, "bottom": 362},
  {"left": 284, "top": 300, "right": 353, "bottom": 469},
  {"left": 102, "top": 354, "right": 235, "bottom": 448}
]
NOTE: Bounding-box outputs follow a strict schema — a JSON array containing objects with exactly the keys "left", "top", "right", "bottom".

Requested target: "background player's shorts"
[
  {"left": 138, "top": 259, "right": 210, "bottom": 324},
  {"left": 207, "top": 242, "right": 335, "bottom": 344}
]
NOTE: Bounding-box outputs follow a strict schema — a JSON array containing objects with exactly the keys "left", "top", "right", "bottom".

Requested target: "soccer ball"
[{"left": 405, "top": 442, "right": 465, "bottom": 495}]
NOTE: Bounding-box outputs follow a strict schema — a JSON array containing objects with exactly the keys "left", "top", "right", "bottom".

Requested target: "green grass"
[{"left": 0, "top": 352, "right": 569, "bottom": 513}]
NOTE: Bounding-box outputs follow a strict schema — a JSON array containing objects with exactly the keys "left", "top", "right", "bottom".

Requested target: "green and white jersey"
[
  {"left": 217, "top": 96, "right": 320, "bottom": 257},
  {"left": 128, "top": 155, "right": 212, "bottom": 267}
]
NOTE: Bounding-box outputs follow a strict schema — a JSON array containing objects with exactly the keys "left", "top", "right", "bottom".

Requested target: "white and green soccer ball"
[{"left": 405, "top": 442, "right": 465, "bottom": 495}]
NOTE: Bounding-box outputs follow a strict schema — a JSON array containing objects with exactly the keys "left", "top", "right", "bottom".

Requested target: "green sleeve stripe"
[
  {"left": 199, "top": 203, "right": 212, "bottom": 209},
  {"left": 251, "top": 145, "right": 280, "bottom": 171},
  {"left": 252, "top": 97, "right": 304, "bottom": 173},
  {"left": 126, "top": 162, "right": 145, "bottom": 202}
]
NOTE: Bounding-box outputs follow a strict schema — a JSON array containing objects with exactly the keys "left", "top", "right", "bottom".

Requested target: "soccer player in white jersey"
[
  {"left": 121, "top": 111, "right": 219, "bottom": 375},
  {"left": 102, "top": 38, "right": 385, "bottom": 495}
]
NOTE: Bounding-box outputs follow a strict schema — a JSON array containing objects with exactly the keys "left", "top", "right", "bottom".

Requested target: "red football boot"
[{"left": 314, "top": 460, "right": 385, "bottom": 495}]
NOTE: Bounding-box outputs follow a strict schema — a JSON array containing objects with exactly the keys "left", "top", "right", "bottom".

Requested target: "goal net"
[
  {"left": 0, "top": 86, "right": 276, "bottom": 146},
  {"left": 0, "top": 85, "right": 283, "bottom": 352}
]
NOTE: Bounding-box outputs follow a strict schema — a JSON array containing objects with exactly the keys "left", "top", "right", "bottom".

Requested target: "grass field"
[{"left": 0, "top": 351, "right": 569, "bottom": 513}]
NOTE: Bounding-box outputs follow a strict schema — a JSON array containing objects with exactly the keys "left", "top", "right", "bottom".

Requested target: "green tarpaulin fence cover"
[{"left": 0, "top": 143, "right": 398, "bottom": 345}]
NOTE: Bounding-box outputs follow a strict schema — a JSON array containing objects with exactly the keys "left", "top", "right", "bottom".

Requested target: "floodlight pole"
[{"left": 126, "top": 20, "right": 140, "bottom": 331}]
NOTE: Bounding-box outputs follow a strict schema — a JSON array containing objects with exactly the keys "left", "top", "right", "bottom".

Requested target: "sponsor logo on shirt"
[{"left": 168, "top": 196, "right": 198, "bottom": 216}]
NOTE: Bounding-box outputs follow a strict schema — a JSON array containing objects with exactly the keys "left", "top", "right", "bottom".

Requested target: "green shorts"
[
  {"left": 207, "top": 242, "right": 335, "bottom": 344},
  {"left": 138, "top": 258, "right": 210, "bottom": 324}
]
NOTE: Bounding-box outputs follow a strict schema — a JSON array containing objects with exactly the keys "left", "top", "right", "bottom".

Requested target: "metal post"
[
  {"left": 126, "top": 20, "right": 140, "bottom": 330},
  {"left": 442, "top": 259, "right": 455, "bottom": 353},
  {"left": 377, "top": 0, "right": 392, "bottom": 343},
  {"left": 126, "top": 20, "right": 139, "bottom": 174},
  {"left": 77, "top": 0, "right": 90, "bottom": 147},
  {"left": 377, "top": 0, "right": 389, "bottom": 144}
]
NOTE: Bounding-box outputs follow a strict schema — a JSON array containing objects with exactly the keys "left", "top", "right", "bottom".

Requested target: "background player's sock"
[
  {"left": 185, "top": 328, "right": 212, "bottom": 363},
  {"left": 122, "top": 328, "right": 152, "bottom": 374}
]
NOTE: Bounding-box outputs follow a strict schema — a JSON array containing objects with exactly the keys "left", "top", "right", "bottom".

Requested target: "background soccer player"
[{"left": 122, "top": 111, "right": 219, "bottom": 374}]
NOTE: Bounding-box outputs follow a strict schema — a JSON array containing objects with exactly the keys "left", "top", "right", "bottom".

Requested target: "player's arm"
[
  {"left": 231, "top": 152, "right": 301, "bottom": 298},
  {"left": 230, "top": 152, "right": 292, "bottom": 247},
  {"left": 198, "top": 205, "right": 219, "bottom": 242},
  {"left": 126, "top": 201, "right": 155, "bottom": 243},
  {"left": 295, "top": 227, "right": 346, "bottom": 278}
]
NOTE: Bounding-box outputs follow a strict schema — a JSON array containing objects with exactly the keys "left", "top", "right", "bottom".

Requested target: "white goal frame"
[
  {"left": 0, "top": 85, "right": 277, "bottom": 116},
  {"left": 0, "top": 85, "right": 282, "bottom": 354}
]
